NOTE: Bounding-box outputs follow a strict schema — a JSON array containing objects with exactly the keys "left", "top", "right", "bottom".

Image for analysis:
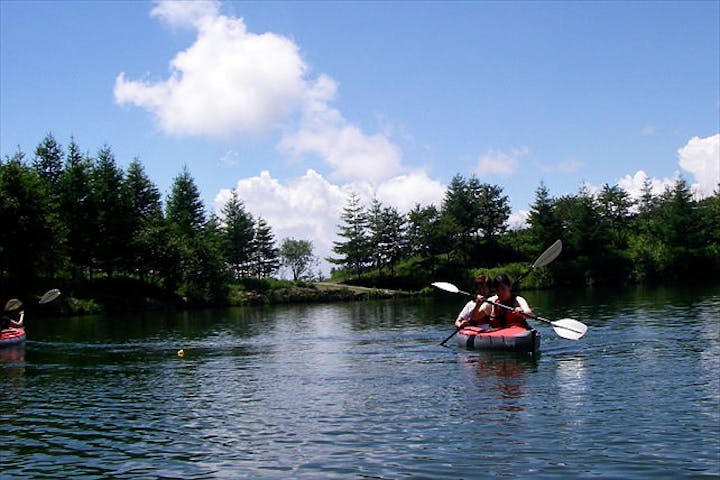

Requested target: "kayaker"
[
  {"left": 1, "top": 310, "right": 24, "bottom": 331},
  {"left": 488, "top": 274, "right": 532, "bottom": 329},
  {"left": 454, "top": 275, "right": 493, "bottom": 329}
]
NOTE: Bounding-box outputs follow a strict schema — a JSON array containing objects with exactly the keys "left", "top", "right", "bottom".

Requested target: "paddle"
[
  {"left": 512, "top": 239, "right": 562, "bottom": 288},
  {"left": 432, "top": 281, "right": 587, "bottom": 340},
  {"left": 3, "top": 289, "right": 61, "bottom": 314},
  {"left": 436, "top": 240, "right": 564, "bottom": 346}
]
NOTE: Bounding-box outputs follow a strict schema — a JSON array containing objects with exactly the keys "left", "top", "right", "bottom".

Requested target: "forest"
[{"left": 2, "top": 133, "right": 719, "bottom": 307}]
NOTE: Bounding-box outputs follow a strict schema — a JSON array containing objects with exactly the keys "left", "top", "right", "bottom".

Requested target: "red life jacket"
[{"left": 488, "top": 297, "right": 530, "bottom": 329}]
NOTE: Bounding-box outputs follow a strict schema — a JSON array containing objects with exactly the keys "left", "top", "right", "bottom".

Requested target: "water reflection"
[
  {"left": 0, "top": 345, "right": 26, "bottom": 385},
  {"left": 461, "top": 352, "right": 537, "bottom": 418}
]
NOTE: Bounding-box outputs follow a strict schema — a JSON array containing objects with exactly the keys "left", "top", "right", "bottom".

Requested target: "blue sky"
[{"left": 1, "top": 0, "right": 718, "bottom": 268}]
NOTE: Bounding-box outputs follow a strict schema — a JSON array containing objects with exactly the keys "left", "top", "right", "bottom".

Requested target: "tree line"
[
  {"left": 1, "top": 134, "right": 318, "bottom": 300},
  {"left": 2, "top": 133, "right": 718, "bottom": 302},
  {"left": 329, "top": 173, "right": 720, "bottom": 288}
]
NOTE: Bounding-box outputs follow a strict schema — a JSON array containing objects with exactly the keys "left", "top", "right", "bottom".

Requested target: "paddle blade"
[
  {"left": 4, "top": 298, "right": 22, "bottom": 311},
  {"left": 550, "top": 318, "right": 588, "bottom": 340},
  {"left": 533, "top": 240, "right": 562, "bottom": 269},
  {"left": 431, "top": 282, "right": 460, "bottom": 294},
  {"left": 39, "top": 289, "right": 61, "bottom": 304}
]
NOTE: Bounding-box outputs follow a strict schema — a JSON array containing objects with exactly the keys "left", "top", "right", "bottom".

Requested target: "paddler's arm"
[{"left": 515, "top": 296, "right": 532, "bottom": 315}]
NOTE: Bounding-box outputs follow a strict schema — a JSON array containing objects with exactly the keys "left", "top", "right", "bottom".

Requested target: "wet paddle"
[{"left": 432, "top": 281, "right": 587, "bottom": 340}]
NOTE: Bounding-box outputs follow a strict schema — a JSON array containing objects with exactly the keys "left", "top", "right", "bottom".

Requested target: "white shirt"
[{"left": 456, "top": 295, "right": 497, "bottom": 329}]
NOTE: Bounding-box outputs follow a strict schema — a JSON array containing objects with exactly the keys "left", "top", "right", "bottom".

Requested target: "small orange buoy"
[{"left": 177, "top": 349, "right": 184, "bottom": 357}]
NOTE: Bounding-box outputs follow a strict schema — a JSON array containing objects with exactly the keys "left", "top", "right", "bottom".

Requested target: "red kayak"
[
  {"left": 456, "top": 325, "right": 540, "bottom": 353},
  {"left": 0, "top": 327, "right": 26, "bottom": 348}
]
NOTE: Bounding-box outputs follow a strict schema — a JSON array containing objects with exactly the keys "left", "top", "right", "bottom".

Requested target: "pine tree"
[
  {"left": 166, "top": 166, "right": 205, "bottom": 238},
  {"left": 58, "top": 138, "right": 95, "bottom": 279},
  {"left": 250, "top": 217, "right": 279, "bottom": 278},
  {"left": 33, "top": 132, "right": 64, "bottom": 198},
  {"left": 91, "top": 145, "right": 130, "bottom": 277},
  {"left": 329, "top": 192, "right": 371, "bottom": 278},
  {"left": 0, "top": 151, "right": 60, "bottom": 290},
  {"left": 124, "top": 159, "right": 165, "bottom": 281},
  {"left": 220, "top": 191, "right": 255, "bottom": 279}
]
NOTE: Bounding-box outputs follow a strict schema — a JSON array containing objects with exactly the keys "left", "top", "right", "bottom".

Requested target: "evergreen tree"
[
  {"left": 124, "top": 159, "right": 165, "bottom": 281},
  {"left": 33, "top": 132, "right": 64, "bottom": 198},
  {"left": 91, "top": 145, "right": 131, "bottom": 277},
  {"left": 58, "top": 138, "right": 95, "bottom": 279},
  {"left": 220, "top": 191, "right": 255, "bottom": 279},
  {"left": 442, "top": 174, "right": 474, "bottom": 244},
  {"left": 329, "top": 192, "right": 371, "bottom": 278},
  {"left": 0, "top": 152, "right": 60, "bottom": 290},
  {"left": 472, "top": 182, "right": 511, "bottom": 241},
  {"left": 528, "top": 182, "right": 562, "bottom": 247},
  {"left": 166, "top": 166, "right": 205, "bottom": 238},
  {"left": 368, "top": 198, "right": 406, "bottom": 276},
  {"left": 250, "top": 217, "right": 279, "bottom": 278},
  {"left": 597, "top": 183, "right": 633, "bottom": 249}
]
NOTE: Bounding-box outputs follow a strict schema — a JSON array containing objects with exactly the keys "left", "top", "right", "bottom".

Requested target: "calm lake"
[{"left": 2, "top": 284, "right": 719, "bottom": 479}]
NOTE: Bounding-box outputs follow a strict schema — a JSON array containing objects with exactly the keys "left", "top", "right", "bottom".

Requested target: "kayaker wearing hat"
[
  {"left": 488, "top": 274, "right": 532, "bottom": 329},
  {"left": 454, "top": 274, "right": 493, "bottom": 329},
  {"left": 1, "top": 309, "right": 24, "bottom": 331}
]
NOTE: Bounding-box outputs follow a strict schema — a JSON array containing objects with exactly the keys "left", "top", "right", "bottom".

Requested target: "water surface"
[{"left": 2, "top": 285, "right": 719, "bottom": 478}]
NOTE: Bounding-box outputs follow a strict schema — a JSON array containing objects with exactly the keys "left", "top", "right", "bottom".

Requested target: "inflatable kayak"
[
  {"left": 0, "top": 327, "right": 26, "bottom": 348},
  {"left": 456, "top": 325, "right": 540, "bottom": 353}
]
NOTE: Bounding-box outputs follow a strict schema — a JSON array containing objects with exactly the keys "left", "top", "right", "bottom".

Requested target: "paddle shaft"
[
  {"left": 439, "top": 327, "right": 461, "bottom": 346},
  {"left": 450, "top": 288, "right": 584, "bottom": 335}
]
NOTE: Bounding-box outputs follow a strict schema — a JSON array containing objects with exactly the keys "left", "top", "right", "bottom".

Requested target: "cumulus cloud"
[
  {"left": 475, "top": 146, "right": 528, "bottom": 177},
  {"left": 374, "top": 171, "right": 446, "bottom": 212},
  {"left": 279, "top": 75, "right": 402, "bottom": 182},
  {"left": 214, "top": 169, "right": 445, "bottom": 274},
  {"left": 115, "top": 1, "right": 404, "bottom": 182},
  {"left": 114, "top": 8, "right": 306, "bottom": 137},
  {"left": 508, "top": 210, "right": 529, "bottom": 230},
  {"left": 677, "top": 134, "right": 720, "bottom": 198},
  {"left": 617, "top": 170, "right": 675, "bottom": 200}
]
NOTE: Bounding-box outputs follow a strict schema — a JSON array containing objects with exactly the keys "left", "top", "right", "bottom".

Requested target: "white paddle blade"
[
  {"left": 533, "top": 240, "right": 562, "bottom": 269},
  {"left": 551, "top": 318, "right": 588, "bottom": 340},
  {"left": 431, "top": 282, "right": 461, "bottom": 294},
  {"left": 39, "top": 289, "right": 61, "bottom": 304}
]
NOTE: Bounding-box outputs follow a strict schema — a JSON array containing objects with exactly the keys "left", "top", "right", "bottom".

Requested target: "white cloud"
[
  {"left": 677, "top": 134, "right": 720, "bottom": 198},
  {"left": 214, "top": 169, "right": 445, "bottom": 274},
  {"left": 617, "top": 170, "right": 675, "bottom": 200},
  {"left": 115, "top": 1, "right": 404, "bottom": 183},
  {"left": 281, "top": 124, "right": 403, "bottom": 182},
  {"left": 279, "top": 75, "right": 403, "bottom": 182},
  {"left": 115, "top": 9, "right": 306, "bottom": 137},
  {"left": 374, "top": 171, "right": 446, "bottom": 212},
  {"left": 641, "top": 125, "right": 656, "bottom": 136},
  {"left": 475, "top": 146, "right": 528, "bottom": 177},
  {"left": 150, "top": 0, "right": 219, "bottom": 29},
  {"left": 508, "top": 210, "right": 529, "bottom": 230}
]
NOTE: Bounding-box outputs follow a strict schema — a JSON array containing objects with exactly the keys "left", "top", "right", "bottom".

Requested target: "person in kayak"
[
  {"left": 454, "top": 275, "right": 493, "bottom": 329},
  {"left": 1, "top": 309, "right": 24, "bottom": 331},
  {"left": 488, "top": 274, "right": 532, "bottom": 329}
]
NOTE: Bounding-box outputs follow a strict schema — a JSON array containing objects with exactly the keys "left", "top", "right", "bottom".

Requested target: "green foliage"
[
  {"left": 279, "top": 237, "right": 317, "bottom": 281},
  {"left": 3, "top": 132, "right": 719, "bottom": 310},
  {"left": 329, "top": 192, "right": 371, "bottom": 278},
  {"left": 220, "top": 190, "right": 255, "bottom": 279}
]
